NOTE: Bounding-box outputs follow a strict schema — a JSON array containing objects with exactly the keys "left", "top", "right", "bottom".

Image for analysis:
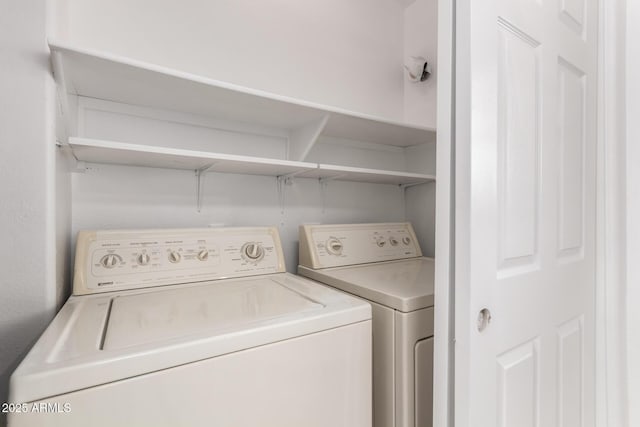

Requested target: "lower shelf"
[{"left": 68, "top": 138, "right": 436, "bottom": 186}]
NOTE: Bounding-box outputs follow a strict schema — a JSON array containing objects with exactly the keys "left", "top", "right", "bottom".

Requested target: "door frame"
[
  {"left": 433, "top": 1, "right": 456, "bottom": 427},
  {"left": 596, "top": 0, "right": 628, "bottom": 425},
  {"left": 433, "top": 0, "right": 629, "bottom": 426}
]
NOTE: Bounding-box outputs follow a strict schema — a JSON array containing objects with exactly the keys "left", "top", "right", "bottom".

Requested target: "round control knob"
[
  {"left": 389, "top": 237, "right": 399, "bottom": 246},
  {"left": 100, "top": 254, "right": 121, "bottom": 269},
  {"left": 137, "top": 253, "right": 151, "bottom": 266},
  {"left": 197, "top": 249, "right": 209, "bottom": 261},
  {"left": 376, "top": 238, "right": 386, "bottom": 248},
  {"left": 242, "top": 243, "right": 264, "bottom": 261},
  {"left": 326, "top": 238, "right": 343, "bottom": 255},
  {"left": 168, "top": 251, "right": 182, "bottom": 263},
  {"left": 402, "top": 236, "right": 412, "bottom": 245}
]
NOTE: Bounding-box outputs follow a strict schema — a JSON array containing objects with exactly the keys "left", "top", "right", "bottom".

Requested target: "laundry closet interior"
[
  {"left": 53, "top": 0, "right": 440, "bottom": 266},
  {"left": 49, "top": 0, "right": 446, "bottom": 423}
]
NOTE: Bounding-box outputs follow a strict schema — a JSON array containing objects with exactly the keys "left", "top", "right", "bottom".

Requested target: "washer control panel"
[
  {"left": 73, "top": 227, "right": 285, "bottom": 295},
  {"left": 298, "top": 222, "right": 422, "bottom": 269}
]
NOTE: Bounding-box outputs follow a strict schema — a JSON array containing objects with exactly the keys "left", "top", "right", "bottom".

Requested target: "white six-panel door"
[{"left": 455, "top": 0, "right": 597, "bottom": 425}]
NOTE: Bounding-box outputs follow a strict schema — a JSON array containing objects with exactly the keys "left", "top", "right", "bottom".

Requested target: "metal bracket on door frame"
[{"left": 195, "top": 163, "right": 217, "bottom": 213}]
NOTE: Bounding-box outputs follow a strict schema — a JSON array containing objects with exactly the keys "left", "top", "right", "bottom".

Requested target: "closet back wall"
[{"left": 56, "top": 0, "right": 406, "bottom": 120}]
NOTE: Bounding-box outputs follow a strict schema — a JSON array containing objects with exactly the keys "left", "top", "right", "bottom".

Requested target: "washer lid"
[
  {"left": 104, "top": 279, "right": 321, "bottom": 350},
  {"left": 9, "top": 273, "right": 370, "bottom": 404},
  {"left": 298, "top": 258, "right": 434, "bottom": 312}
]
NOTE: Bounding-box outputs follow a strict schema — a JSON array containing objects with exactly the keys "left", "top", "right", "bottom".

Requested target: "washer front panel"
[{"left": 73, "top": 227, "right": 285, "bottom": 295}]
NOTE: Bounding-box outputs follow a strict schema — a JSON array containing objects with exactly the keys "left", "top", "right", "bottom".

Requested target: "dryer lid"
[{"left": 299, "top": 258, "right": 434, "bottom": 312}]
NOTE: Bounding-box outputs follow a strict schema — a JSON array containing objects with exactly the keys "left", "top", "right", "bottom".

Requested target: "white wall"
[
  {"left": 58, "top": 0, "right": 406, "bottom": 121},
  {"left": 71, "top": 166, "right": 408, "bottom": 272},
  {"left": 626, "top": 1, "right": 640, "bottom": 424},
  {"left": 54, "top": 0, "right": 439, "bottom": 267},
  {"left": 0, "top": 0, "right": 69, "bottom": 418},
  {"left": 69, "top": 97, "right": 435, "bottom": 267},
  {"left": 403, "top": 0, "right": 438, "bottom": 128}
]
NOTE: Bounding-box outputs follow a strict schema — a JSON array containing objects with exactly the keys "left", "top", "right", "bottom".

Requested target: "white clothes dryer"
[
  {"left": 9, "top": 227, "right": 371, "bottom": 427},
  {"left": 298, "top": 222, "right": 434, "bottom": 427}
]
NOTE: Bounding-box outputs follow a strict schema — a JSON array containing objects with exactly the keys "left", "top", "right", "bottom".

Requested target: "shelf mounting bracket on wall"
[
  {"left": 195, "top": 163, "right": 217, "bottom": 212},
  {"left": 276, "top": 170, "right": 306, "bottom": 214},
  {"left": 318, "top": 174, "right": 346, "bottom": 214},
  {"left": 399, "top": 181, "right": 428, "bottom": 190}
]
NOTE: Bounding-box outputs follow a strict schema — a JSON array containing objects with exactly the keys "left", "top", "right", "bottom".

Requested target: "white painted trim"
[
  {"left": 626, "top": 0, "right": 640, "bottom": 423},
  {"left": 433, "top": 0, "right": 455, "bottom": 426},
  {"left": 597, "top": 0, "right": 629, "bottom": 426}
]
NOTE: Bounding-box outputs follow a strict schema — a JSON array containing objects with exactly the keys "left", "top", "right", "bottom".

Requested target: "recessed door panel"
[
  {"left": 497, "top": 20, "right": 541, "bottom": 273},
  {"left": 497, "top": 340, "right": 539, "bottom": 427},
  {"left": 558, "top": 58, "right": 586, "bottom": 260},
  {"left": 560, "top": 0, "right": 585, "bottom": 35},
  {"left": 558, "top": 317, "right": 584, "bottom": 427}
]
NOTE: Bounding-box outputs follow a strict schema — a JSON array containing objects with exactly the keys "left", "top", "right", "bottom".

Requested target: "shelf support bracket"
[
  {"left": 399, "top": 181, "right": 428, "bottom": 190},
  {"left": 276, "top": 170, "right": 305, "bottom": 214},
  {"left": 287, "top": 114, "right": 330, "bottom": 161},
  {"left": 196, "top": 163, "right": 217, "bottom": 213},
  {"left": 318, "top": 174, "right": 347, "bottom": 214},
  {"left": 319, "top": 174, "right": 346, "bottom": 184}
]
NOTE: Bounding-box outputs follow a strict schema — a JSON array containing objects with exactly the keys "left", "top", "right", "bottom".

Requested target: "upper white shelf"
[
  {"left": 300, "top": 165, "right": 435, "bottom": 186},
  {"left": 69, "top": 138, "right": 316, "bottom": 177},
  {"left": 49, "top": 40, "right": 436, "bottom": 152},
  {"left": 68, "top": 138, "right": 436, "bottom": 186}
]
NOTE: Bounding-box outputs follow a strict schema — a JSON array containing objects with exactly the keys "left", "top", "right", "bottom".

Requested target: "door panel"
[
  {"left": 558, "top": 58, "right": 586, "bottom": 258},
  {"left": 456, "top": 0, "right": 597, "bottom": 425},
  {"left": 557, "top": 316, "right": 584, "bottom": 427},
  {"left": 496, "top": 339, "right": 539, "bottom": 427},
  {"left": 497, "top": 19, "right": 541, "bottom": 272}
]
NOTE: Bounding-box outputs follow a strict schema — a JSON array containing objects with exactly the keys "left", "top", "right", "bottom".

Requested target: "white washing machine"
[
  {"left": 9, "top": 227, "right": 371, "bottom": 427},
  {"left": 298, "top": 222, "right": 434, "bottom": 427}
]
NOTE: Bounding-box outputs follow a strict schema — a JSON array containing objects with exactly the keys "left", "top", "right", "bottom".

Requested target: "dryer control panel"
[
  {"left": 299, "top": 222, "right": 422, "bottom": 269},
  {"left": 73, "top": 227, "right": 285, "bottom": 295}
]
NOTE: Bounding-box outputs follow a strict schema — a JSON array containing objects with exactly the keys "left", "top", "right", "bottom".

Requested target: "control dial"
[
  {"left": 242, "top": 243, "right": 265, "bottom": 262},
  {"left": 389, "top": 237, "right": 399, "bottom": 246},
  {"left": 402, "top": 236, "right": 412, "bottom": 245},
  {"left": 137, "top": 253, "right": 151, "bottom": 266},
  {"left": 326, "top": 238, "right": 343, "bottom": 255},
  {"left": 168, "top": 250, "right": 182, "bottom": 263},
  {"left": 375, "top": 237, "right": 386, "bottom": 248},
  {"left": 197, "top": 249, "right": 209, "bottom": 261},
  {"left": 100, "top": 254, "right": 122, "bottom": 269}
]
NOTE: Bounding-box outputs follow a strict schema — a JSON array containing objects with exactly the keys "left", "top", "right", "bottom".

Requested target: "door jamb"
[
  {"left": 596, "top": 0, "right": 628, "bottom": 426},
  {"left": 433, "top": 0, "right": 456, "bottom": 426}
]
